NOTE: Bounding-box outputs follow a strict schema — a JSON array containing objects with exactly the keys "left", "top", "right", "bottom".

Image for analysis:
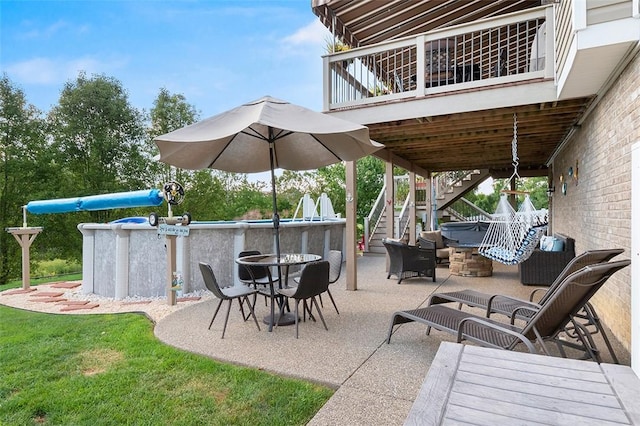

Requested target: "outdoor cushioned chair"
[
  {"left": 419, "top": 230, "right": 455, "bottom": 263},
  {"left": 386, "top": 260, "right": 630, "bottom": 361},
  {"left": 519, "top": 233, "right": 575, "bottom": 285},
  {"left": 382, "top": 238, "right": 436, "bottom": 284},
  {"left": 426, "top": 248, "right": 624, "bottom": 363},
  {"left": 276, "top": 260, "right": 330, "bottom": 338},
  {"left": 199, "top": 262, "right": 261, "bottom": 339}
]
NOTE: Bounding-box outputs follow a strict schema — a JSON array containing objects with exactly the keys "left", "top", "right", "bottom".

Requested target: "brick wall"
[{"left": 551, "top": 51, "right": 640, "bottom": 350}]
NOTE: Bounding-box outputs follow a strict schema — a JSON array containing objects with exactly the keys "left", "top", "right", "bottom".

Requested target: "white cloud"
[
  {"left": 19, "top": 19, "right": 71, "bottom": 40},
  {"left": 6, "top": 56, "right": 129, "bottom": 86},
  {"left": 5, "top": 58, "right": 58, "bottom": 84},
  {"left": 43, "top": 20, "right": 69, "bottom": 38},
  {"left": 281, "top": 19, "right": 329, "bottom": 48}
]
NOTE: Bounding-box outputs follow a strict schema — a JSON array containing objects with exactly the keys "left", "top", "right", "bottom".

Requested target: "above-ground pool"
[{"left": 78, "top": 219, "right": 346, "bottom": 299}]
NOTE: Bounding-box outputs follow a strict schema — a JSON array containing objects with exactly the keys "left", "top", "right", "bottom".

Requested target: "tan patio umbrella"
[{"left": 154, "top": 96, "right": 383, "bottom": 257}]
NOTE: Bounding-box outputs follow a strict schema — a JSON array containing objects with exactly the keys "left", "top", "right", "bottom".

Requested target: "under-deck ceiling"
[
  {"left": 312, "top": 0, "right": 542, "bottom": 47},
  {"left": 368, "top": 96, "right": 594, "bottom": 174}
]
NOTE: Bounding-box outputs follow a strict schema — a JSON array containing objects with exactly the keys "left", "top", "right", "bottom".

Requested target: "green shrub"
[{"left": 33, "top": 258, "right": 82, "bottom": 277}]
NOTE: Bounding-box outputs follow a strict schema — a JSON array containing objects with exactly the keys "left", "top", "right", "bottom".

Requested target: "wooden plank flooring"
[{"left": 405, "top": 343, "right": 639, "bottom": 425}]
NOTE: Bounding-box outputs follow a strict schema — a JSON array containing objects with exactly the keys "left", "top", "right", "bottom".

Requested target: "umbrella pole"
[{"left": 268, "top": 131, "right": 281, "bottom": 259}]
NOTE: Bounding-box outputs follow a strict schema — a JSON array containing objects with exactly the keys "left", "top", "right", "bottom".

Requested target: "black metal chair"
[
  {"left": 199, "top": 262, "right": 260, "bottom": 339},
  {"left": 276, "top": 260, "right": 330, "bottom": 338}
]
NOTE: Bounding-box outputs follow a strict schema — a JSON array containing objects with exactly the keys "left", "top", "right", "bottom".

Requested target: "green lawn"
[
  {"left": 3, "top": 273, "right": 82, "bottom": 290},
  {"left": 0, "top": 305, "right": 333, "bottom": 425}
]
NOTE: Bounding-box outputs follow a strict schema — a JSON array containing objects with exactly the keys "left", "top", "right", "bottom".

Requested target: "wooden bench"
[{"left": 405, "top": 342, "right": 640, "bottom": 425}]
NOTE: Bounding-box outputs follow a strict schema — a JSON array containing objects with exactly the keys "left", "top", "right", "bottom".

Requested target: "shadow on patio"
[{"left": 154, "top": 253, "right": 629, "bottom": 426}]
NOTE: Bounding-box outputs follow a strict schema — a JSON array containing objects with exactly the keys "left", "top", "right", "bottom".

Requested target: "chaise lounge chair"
[
  {"left": 386, "top": 260, "right": 630, "bottom": 361},
  {"left": 426, "top": 249, "right": 624, "bottom": 362}
]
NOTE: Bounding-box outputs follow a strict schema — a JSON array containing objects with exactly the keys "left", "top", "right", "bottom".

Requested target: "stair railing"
[
  {"left": 434, "top": 170, "right": 479, "bottom": 199},
  {"left": 364, "top": 183, "right": 386, "bottom": 252},
  {"left": 444, "top": 197, "right": 492, "bottom": 222},
  {"left": 395, "top": 194, "right": 411, "bottom": 239}
]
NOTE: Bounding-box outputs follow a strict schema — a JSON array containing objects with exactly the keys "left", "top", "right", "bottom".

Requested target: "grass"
[
  {"left": 2, "top": 273, "right": 82, "bottom": 290},
  {"left": 0, "top": 305, "right": 334, "bottom": 425}
]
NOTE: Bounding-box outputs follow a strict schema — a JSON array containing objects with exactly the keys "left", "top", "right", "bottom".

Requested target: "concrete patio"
[{"left": 154, "top": 253, "right": 629, "bottom": 425}]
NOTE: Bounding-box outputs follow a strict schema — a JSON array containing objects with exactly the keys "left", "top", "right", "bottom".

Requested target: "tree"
[
  {"left": 30, "top": 73, "right": 149, "bottom": 264},
  {"left": 48, "top": 73, "right": 147, "bottom": 223},
  {"left": 316, "top": 155, "right": 385, "bottom": 220},
  {"left": 276, "top": 170, "right": 321, "bottom": 218},
  {"left": 467, "top": 177, "right": 549, "bottom": 214},
  {"left": 0, "top": 75, "right": 47, "bottom": 283},
  {"left": 175, "top": 170, "right": 271, "bottom": 221},
  {"left": 147, "top": 88, "right": 199, "bottom": 186}
]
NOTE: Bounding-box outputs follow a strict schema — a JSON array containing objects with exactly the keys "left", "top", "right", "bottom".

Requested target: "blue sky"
[{"left": 1, "top": 0, "right": 330, "bottom": 117}]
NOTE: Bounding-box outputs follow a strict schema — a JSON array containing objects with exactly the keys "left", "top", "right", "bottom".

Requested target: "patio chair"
[
  {"left": 294, "top": 250, "right": 342, "bottom": 315},
  {"left": 426, "top": 248, "right": 624, "bottom": 362},
  {"left": 419, "top": 230, "right": 456, "bottom": 264},
  {"left": 382, "top": 238, "right": 436, "bottom": 284},
  {"left": 386, "top": 260, "right": 630, "bottom": 362},
  {"left": 199, "top": 262, "right": 261, "bottom": 339},
  {"left": 276, "top": 260, "right": 330, "bottom": 338},
  {"left": 238, "top": 249, "right": 279, "bottom": 308},
  {"left": 319, "top": 250, "right": 342, "bottom": 314}
]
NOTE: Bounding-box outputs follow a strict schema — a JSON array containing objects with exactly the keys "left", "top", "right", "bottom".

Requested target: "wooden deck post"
[{"left": 346, "top": 160, "right": 357, "bottom": 291}]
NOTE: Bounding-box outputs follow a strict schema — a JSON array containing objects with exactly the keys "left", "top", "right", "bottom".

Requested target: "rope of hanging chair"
[
  {"left": 478, "top": 113, "right": 549, "bottom": 265},
  {"left": 505, "top": 113, "right": 521, "bottom": 188}
]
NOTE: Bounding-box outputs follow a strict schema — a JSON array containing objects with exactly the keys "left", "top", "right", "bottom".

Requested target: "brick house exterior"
[{"left": 552, "top": 51, "right": 640, "bottom": 349}]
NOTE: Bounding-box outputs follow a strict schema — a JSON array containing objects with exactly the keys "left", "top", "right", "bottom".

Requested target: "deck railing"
[{"left": 322, "top": 5, "right": 554, "bottom": 111}]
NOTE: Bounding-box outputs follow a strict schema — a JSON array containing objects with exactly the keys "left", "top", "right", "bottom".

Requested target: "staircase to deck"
[
  {"left": 434, "top": 170, "right": 491, "bottom": 216},
  {"left": 365, "top": 170, "right": 491, "bottom": 253}
]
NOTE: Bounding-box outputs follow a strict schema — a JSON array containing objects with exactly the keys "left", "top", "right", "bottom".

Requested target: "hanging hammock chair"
[
  {"left": 478, "top": 113, "right": 549, "bottom": 265},
  {"left": 479, "top": 192, "right": 548, "bottom": 265}
]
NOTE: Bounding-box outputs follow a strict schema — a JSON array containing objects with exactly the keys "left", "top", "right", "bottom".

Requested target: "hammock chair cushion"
[{"left": 481, "top": 224, "right": 548, "bottom": 265}]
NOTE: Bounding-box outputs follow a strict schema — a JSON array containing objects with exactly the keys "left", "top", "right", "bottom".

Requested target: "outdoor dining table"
[{"left": 235, "top": 253, "right": 322, "bottom": 332}]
